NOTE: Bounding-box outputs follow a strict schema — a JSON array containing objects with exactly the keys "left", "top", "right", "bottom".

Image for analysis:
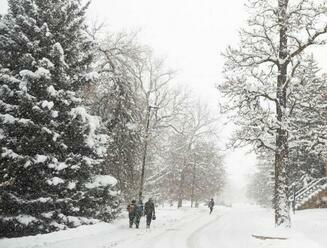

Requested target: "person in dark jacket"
[
  {"left": 134, "top": 199, "right": 144, "bottom": 228},
  {"left": 127, "top": 199, "right": 137, "bottom": 228},
  {"left": 208, "top": 198, "right": 215, "bottom": 214},
  {"left": 144, "top": 198, "right": 156, "bottom": 228}
]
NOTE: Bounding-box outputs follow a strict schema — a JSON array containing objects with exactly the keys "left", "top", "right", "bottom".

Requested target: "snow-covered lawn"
[
  {"left": 0, "top": 205, "right": 326, "bottom": 248},
  {"left": 293, "top": 209, "right": 327, "bottom": 247}
]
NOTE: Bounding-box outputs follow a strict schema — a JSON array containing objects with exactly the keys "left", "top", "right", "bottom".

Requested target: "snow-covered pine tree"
[
  {"left": 0, "top": 0, "right": 119, "bottom": 238},
  {"left": 288, "top": 55, "right": 327, "bottom": 188},
  {"left": 190, "top": 140, "right": 225, "bottom": 205},
  {"left": 246, "top": 152, "right": 274, "bottom": 207}
]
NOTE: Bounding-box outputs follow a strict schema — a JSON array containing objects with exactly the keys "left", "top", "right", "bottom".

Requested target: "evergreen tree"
[
  {"left": 247, "top": 153, "right": 274, "bottom": 207},
  {"left": 190, "top": 140, "right": 225, "bottom": 204},
  {"left": 0, "top": 0, "right": 119, "bottom": 238},
  {"left": 287, "top": 56, "right": 327, "bottom": 188}
]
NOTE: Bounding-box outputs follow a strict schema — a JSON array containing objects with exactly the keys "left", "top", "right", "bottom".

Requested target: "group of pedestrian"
[
  {"left": 127, "top": 198, "right": 156, "bottom": 229},
  {"left": 127, "top": 197, "right": 215, "bottom": 229}
]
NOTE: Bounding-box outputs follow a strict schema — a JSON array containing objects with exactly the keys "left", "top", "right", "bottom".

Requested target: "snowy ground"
[{"left": 1, "top": 205, "right": 326, "bottom": 248}]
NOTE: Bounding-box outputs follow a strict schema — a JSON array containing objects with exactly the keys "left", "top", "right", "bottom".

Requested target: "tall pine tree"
[{"left": 0, "top": 0, "right": 119, "bottom": 238}]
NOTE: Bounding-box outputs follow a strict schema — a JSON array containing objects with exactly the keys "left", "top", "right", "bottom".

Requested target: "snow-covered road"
[
  {"left": 128, "top": 207, "right": 222, "bottom": 248},
  {"left": 1, "top": 205, "right": 327, "bottom": 248}
]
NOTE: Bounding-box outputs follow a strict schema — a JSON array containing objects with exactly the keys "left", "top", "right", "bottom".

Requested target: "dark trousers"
[
  {"left": 146, "top": 214, "right": 152, "bottom": 227},
  {"left": 134, "top": 213, "right": 141, "bottom": 228},
  {"left": 129, "top": 214, "right": 135, "bottom": 227},
  {"left": 209, "top": 207, "right": 213, "bottom": 214}
]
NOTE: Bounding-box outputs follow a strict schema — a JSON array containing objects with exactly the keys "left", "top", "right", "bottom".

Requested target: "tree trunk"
[
  {"left": 274, "top": 0, "right": 290, "bottom": 227},
  {"left": 190, "top": 156, "right": 196, "bottom": 208},
  {"left": 139, "top": 106, "right": 151, "bottom": 201},
  {"left": 177, "top": 169, "right": 185, "bottom": 208}
]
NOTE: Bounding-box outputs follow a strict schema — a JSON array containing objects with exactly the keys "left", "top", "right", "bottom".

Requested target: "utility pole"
[{"left": 139, "top": 105, "right": 158, "bottom": 201}]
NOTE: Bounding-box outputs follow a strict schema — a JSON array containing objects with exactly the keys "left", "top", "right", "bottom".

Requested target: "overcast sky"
[{"left": 87, "top": 0, "right": 246, "bottom": 104}]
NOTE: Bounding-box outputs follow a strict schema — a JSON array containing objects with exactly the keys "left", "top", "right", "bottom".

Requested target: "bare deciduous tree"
[{"left": 219, "top": 0, "right": 327, "bottom": 226}]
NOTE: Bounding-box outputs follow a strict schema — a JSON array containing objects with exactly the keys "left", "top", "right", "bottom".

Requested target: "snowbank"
[
  {"left": 0, "top": 205, "right": 326, "bottom": 248},
  {"left": 0, "top": 206, "right": 200, "bottom": 248}
]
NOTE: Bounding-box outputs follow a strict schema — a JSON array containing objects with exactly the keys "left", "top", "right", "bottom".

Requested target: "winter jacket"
[
  {"left": 144, "top": 201, "right": 155, "bottom": 216},
  {"left": 136, "top": 200, "right": 144, "bottom": 216},
  {"left": 127, "top": 203, "right": 137, "bottom": 216}
]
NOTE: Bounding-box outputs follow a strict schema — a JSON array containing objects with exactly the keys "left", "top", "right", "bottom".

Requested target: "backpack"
[{"left": 127, "top": 203, "right": 136, "bottom": 214}]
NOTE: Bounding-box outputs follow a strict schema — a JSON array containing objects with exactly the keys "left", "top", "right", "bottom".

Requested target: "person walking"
[
  {"left": 144, "top": 198, "right": 156, "bottom": 228},
  {"left": 208, "top": 198, "right": 215, "bottom": 214},
  {"left": 127, "top": 200, "right": 137, "bottom": 228},
  {"left": 134, "top": 199, "right": 144, "bottom": 228}
]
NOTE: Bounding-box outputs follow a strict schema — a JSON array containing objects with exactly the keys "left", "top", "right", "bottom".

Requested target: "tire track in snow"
[
  {"left": 186, "top": 214, "right": 222, "bottom": 248},
  {"left": 139, "top": 211, "right": 205, "bottom": 248},
  {"left": 139, "top": 210, "right": 223, "bottom": 248}
]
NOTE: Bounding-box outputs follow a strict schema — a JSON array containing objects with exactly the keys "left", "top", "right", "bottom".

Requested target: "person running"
[
  {"left": 134, "top": 199, "right": 144, "bottom": 228},
  {"left": 127, "top": 199, "right": 137, "bottom": 228},
  {"left": 144, "top": 198, "right": 156, "bottom": 228},
  {"left": 208, "top": 198, "right": 215, "bottom": 214}
]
